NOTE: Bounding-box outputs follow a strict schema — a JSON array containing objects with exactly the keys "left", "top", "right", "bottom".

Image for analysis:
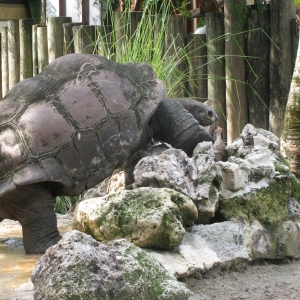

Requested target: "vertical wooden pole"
[
  {"left": 37, "top": 25, "right": 48, "bottom": 72},
  {"left": 73, "top": 25, "right": 99, "bottom": 54},
  {"left": 114, "top": 12, "right": 143, "bottom": 63},
  {"left": 7, "top": 20, "right": 20, "bottom": 90},
  {"left": 20, "top": 19, "right": 36, "bottom": 81},
  {"left": 63, "top": 22, "right": 84, "bottom": 55},
  {"left": 82, "top": 0, "right": 89, "bottom": 25},
  {"left": 165, "top": 14, "right": 187, "bottom": 98},
  {"left": 269, "top": 0, "right": 295, "bottom": 138},
  {"left": 1, "top": 27, "right": 8, "bottom": 97},
  {"left": 47, "top": 17, "right": 72, "bottom": 63},
  {"left": 96, "top": 26, "right": 112, "bottom": 56},
  {"left": 224, "top": 0, "right": 248, "bottom": 144},
  {"left": 0, "top": 32, "right": 2, "bottom": 100},
  {"left": 185, "top": 34, "right": 208, "bottom": 101},
  {"left": 292, "top": 19, "right": 299, "bottom": 76},
  {"left": 246, "top": 6, "right": 270, "bottom": 130},
  {"left": 32, "top": 24, "right": 38, "bottom": 75},
  {"left": 206, "top": 12, "right": 226, "bottom": 142},
  {"left": 59, "top": 0, "right": 66, "bottom": 16}
]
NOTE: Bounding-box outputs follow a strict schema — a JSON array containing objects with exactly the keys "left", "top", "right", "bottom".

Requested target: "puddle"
[{"left": 0, "top": 215, "right": 72, "bottom": 300}]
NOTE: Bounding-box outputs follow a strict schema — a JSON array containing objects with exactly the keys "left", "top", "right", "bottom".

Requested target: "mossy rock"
[
  {"left": 73, "top": 187, "right": 198, "bottom": 250},
  {"left": 218, "top": 176, "right": 291, "bottom": 226},
  {"left": 291, "top": 175, "right": 300, "bottom": 202}
]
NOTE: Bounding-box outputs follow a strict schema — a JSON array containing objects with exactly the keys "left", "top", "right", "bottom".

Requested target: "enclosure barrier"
[{"left": 0, "top": 2, "right": 298, "bottom": 144}]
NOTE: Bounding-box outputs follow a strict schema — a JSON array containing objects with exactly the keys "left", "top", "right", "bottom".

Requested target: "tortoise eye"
[{"left": 207, "top": 110, "right": 213, "bottom": 118}]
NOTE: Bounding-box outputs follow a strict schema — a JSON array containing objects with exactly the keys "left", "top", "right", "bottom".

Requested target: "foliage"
[
  {"left": 54, "top": 196, "right": 79, "bottom": 214},
  {"left": 93, "top": 0, "right": 192, "bottom": 97},
  {"left": 229, "top": 0, "right": 267, "bottom": 29}
]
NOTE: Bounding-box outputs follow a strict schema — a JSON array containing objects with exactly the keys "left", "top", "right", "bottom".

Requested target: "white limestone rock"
[
  {"left": 133, "top": 142, "right": 223, "bottom": 224},
  {"left": 73, "top": 187, "right": 198, "bottom": 250},
  {"left": 32, "top": 231, "right": 190, "bottom": 300},
  {"left": 146, "top": 220, "right": 251, "bottom": 278}
]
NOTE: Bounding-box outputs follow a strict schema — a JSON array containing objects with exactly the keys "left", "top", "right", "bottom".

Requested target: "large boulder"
[
  {"left": 216, "top": 124, "right": 293, "bottom": 227},
  {"left": 146, "top": 220, "right": 250, "bottom": 278},
  {"left": 31, "top": 230, "right": 190, "bottom": 300},
  {"left": 132, "top": 142, "right": 223, "bottom": 224},
  {"left": 73, "top": 187, "right": 198, "bottom": 250}
]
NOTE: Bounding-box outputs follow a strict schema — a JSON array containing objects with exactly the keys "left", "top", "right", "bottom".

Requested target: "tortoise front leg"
[{"left": 1, "top": 183, "right": 61, "bottom": 254}]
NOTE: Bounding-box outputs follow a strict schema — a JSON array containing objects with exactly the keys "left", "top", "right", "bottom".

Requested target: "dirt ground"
[
  {"left": 186, "top": 259, "right": 300, "bottom": 300},
  {"left": 2, "top": 218, "right": 300, "bottom": 300}
]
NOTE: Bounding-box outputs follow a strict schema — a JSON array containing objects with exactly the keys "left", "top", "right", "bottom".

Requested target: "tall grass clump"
[{"left": 93, "top": 0, "right": 191, "bottom": 97}]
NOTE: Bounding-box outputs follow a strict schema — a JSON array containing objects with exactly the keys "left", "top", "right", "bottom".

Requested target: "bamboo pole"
[
  {"left": 8, "top": 20, "right": 20, "bottom": 89},
  {"left": 246, "top": 6, "right": 270, "bottom": 130},
  {"left": 37, "top": 25, "right": 48, "bottom": 72},
  {"left": 206, "top": 12, "right": 226, "bottom": 142},
  {"left": 185, "top": 34, "right": 208, "bottom": 101},
  {"left": 20, "top": 18, "right": 36, "bottom": 81},
  {"left": 73, "top": 25, "right": 99, "bottom": 54},
  {"left": 47, "top": 17, "right": 72, "bottom": 63},
  {"left": 165, "top": 14, "right": 187, "bottom": 98},
  {"left": 32, "top": 24, "right": 38, "bottom": 75},
  {"left": 1, "top": 27, "right": 8, "bottom": 97},
  {"left": 63, "top": 22, "right": 84, "bottom": 55},
  {"left": 224, "top": 0, "right": 248, "bottom": 144},
  {"left": 269, "top": 0, "right": 295, "bottom": 138}
]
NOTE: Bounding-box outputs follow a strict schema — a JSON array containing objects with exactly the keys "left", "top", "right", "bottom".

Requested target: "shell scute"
[
  {"left": 0, "top": 125, "right": 29, "bottom": 176},
  {"left": 0, "top": 53, "right": 166, "bottom": 197},
  {"left": 17, "top": 102, "right": 75, "bottom": 156},
  {"left": 14, "top": 162, "right": 47, "bottom": 186}
]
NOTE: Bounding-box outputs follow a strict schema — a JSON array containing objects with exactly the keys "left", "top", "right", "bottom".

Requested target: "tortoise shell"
[{"left": 0, "top": 54, "right": 166, "bottom": 197}]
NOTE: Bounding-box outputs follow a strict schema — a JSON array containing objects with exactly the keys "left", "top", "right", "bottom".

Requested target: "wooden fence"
[{"left": 0, "top": 2, "right": 298, "bottom": 144}]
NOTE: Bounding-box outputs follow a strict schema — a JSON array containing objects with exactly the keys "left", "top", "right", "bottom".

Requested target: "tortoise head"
[{"left": 173, "top": 98, "right": 218, "bottom": 126}]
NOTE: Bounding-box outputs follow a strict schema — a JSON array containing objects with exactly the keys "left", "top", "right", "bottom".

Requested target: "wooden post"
[
  {"left": 0, "top": 32, "right": 2, "bottom": 100},
  {"left": 73, "top": 25, "right": 99, "bottom": 54},
  {"left": 8, "top": 20, "right": 20, "bottom": 90},
  {"left": 63, "top": 22, "right": 84, "bottom": 55},
  {"left": 114, "top": 12, "right": 143, "bottom": 63},
  {"left": 224, "top": 0, "right": 248, "bottom": 144},
  {"left": 246, "top": 6, "right": 270, "bottom": 130},
  {"left": 185, "top": 34, "right": 208, "bottom": 101},
  {"left": 206, "top": 12, "right": 226, "bottom": 142},
  {"left": 1, "top": 27, "right": 9, "bottom": 98},
  {"left": 32, "top": 24, "right": 38, "bottom": 75},
  {"left": 269, "top": 0, "right": 295, "bottom": 138},
  {"left": 47, "top": 17, "right": 72, "bottom": 63},
  {"left": 165, "top": 14, "right": 187, "bottom": 98},
  {"left": 20, "top": 19, "right": 36, "bottom": 81},
  {"left": 292, "top": 19, "right": 299, "bottom": 73},
  {"left": 37, "top": 26, "right": 48, "bottom": 72},
  {"left": 96, "top": 26, "right": 112, "bottom": 57}
]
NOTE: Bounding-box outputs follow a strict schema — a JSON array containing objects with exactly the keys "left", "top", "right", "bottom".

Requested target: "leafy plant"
[
  {"left": 54, "top": 196, "right": 79, "bottom": 214},
  {"left": 91, "top": 0, "right": 192, "bottom": 97}
]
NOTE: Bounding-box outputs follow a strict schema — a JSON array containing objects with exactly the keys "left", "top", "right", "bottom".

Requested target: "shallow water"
[{"left": 0, "top": 216, "right": 72, "bottom": 300}]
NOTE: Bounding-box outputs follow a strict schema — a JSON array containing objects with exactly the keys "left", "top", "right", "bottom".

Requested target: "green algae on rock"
[
  {"left": 73, "top": 187, "right": 198, "bottom": 250},
  {"left": 32, "top": 231, "right": 190, "bottom": 300}
]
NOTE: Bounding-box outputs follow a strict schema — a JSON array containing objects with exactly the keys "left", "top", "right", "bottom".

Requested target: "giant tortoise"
[{"left": 0, "top": 53, "right": 217, "bottom": 253}]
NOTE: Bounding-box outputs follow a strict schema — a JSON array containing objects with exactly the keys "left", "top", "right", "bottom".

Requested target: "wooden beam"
[
  {"left": 82, "top": 0, "right": 89, "bottom": 25},
  {"left": 59, "top": 0, "right": 66, "bottom": 16}
]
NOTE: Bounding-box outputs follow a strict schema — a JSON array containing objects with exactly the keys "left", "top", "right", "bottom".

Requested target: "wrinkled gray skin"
[
  {"left": 149, "top": 98, "right": 217, "bottom": 157},
  {"left": 0, "top": 57, "right": 217, "bottom": 254}
]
